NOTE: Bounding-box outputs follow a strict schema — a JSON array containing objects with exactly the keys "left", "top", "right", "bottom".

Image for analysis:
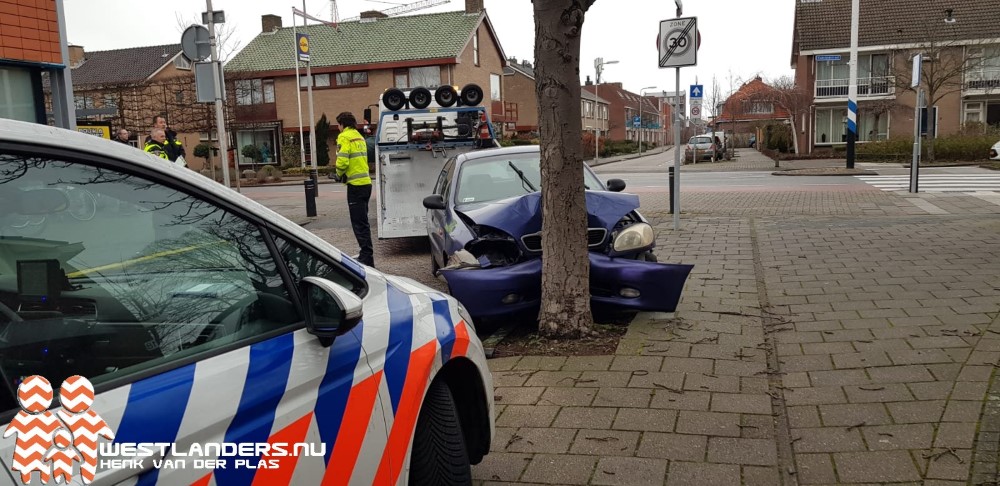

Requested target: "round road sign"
[
  {"left": 657, "top": 30, "right": 701, "bottom": 51},
  {"left": 691, "top": 105, "right": 702, "bottom": 117},
  {"left": 181, "top": 25, "right": 211, "bottom": 62}
]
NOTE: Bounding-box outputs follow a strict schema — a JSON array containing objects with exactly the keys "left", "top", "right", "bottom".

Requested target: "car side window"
[
  {"left": 272, "top": 234, "right": 361, "bottom": 296},
  {"left": 434, "top": 158, "right": 455, "bottom": 197},
  {"left": 0, "top": 154, "right": 301, "bottom": 412}
]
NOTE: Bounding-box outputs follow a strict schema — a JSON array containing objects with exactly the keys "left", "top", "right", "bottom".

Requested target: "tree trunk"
[
  {"left": 788, "top": 116, "right": 800, "bottom": 155},
  {"left": 533, "top": 0, "right": 594, "bottom": 338}
]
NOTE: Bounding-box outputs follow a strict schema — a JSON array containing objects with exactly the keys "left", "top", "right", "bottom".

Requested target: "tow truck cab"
[{"left": 372, "top": 84, "right": 499, "bottom": 239}]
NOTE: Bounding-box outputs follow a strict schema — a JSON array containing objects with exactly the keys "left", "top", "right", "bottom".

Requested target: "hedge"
[{"left": 857, "top": 133, "right": 998, "bottom": 161}]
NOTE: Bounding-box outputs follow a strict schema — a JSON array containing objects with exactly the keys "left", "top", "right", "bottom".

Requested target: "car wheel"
[
  {"left": 431, "top": 252, "right": 441, "bottom": 277},
  {"left": 408, "top": 378, "right": 472, "bottom": 486}
]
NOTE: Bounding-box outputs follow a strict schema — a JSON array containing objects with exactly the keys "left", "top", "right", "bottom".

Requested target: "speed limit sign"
[{"left": 658, "top": 17, "right": 697, "bottom": 68}]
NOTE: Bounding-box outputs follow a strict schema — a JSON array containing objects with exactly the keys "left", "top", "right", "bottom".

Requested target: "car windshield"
[
  {"left": 455, "top": 153, "right": 604, "bottom": 205},
  {"left": 689, "top": 137, "right": 712, "bottom": 144}
]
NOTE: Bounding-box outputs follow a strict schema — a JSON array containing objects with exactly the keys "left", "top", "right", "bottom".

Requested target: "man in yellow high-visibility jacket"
[{"left": 335, "top": 111, "right": 374, "bottom": 267}]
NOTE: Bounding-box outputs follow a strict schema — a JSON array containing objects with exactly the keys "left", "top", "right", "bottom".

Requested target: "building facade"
[
  {"left": 792, "top": 0, "right": 1000, "bottom": 154},
  {"left": 582, "top": 82, "right": 661, "bottom": 145},
  {"left": 224, "top": 0, "right": 506, "bottom": 166},
  {"left": 0, "top": 0, "right": 74, "bottom": 127}
]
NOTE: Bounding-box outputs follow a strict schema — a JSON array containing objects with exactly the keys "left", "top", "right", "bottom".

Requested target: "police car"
[{"left": 0, "top": 119, "right": 493, "bottom": 485}]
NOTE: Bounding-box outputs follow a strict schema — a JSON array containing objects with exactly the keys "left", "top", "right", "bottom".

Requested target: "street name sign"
[
  {"left": 816, "top": 54, "right": 842, "bottom": 62},
  {"left": 659, "top": 17, "right": 697, "bottom": 68}
]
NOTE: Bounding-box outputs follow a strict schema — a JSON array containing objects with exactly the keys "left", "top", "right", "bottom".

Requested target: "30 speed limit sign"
[{"left": 658, "top": 17, "right": 697, "bottom": 68}]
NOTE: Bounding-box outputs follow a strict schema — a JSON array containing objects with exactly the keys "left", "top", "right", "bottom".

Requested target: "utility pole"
[
  {"left": 846, "top": 0, "right": 859, "bottom": 169},
  {"left": 639, "top": 86, "right": 657, "bottom": 156},
  {"left": 594, "top": 58, "right": 618, "bottom": 163}
]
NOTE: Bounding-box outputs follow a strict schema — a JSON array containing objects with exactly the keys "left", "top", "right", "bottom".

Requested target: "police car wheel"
[{"left": 409, "top": 379, "right": 472, "bottom": 485}]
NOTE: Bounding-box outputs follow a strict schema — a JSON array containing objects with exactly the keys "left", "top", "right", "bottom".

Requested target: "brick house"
[
  {"left": 224, "top": 0, "right": 507, "bottom": 166},
  {"left": 712, "top": 76, "right": 792, "bottom": 146},
  {"left": 0, "top": 0, "right": 74, "bottom": 127},
  {"left": 58, "top": 44, "right": 208, "bottom": 151},
  {"left": 792, "top": 0, "right": 1000, "bottom": 154},
  {"left": 582, "top": 82, "right": 660, "bottom": 145},
  {"left": 501, "top": 57, "right": 610, "bottom": 138}
]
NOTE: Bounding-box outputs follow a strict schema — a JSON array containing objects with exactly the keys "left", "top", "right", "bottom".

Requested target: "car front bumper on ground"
[
  {"left": 440, "top": 253, "right": 693, "bottom": 318},
  {"left": 990, "top": 142, "right": 999, "bottom": 160}
]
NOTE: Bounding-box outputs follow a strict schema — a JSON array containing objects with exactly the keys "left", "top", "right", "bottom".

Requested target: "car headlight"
[{"left": 613, "top": 223, "right": 655, "bottom": 252}]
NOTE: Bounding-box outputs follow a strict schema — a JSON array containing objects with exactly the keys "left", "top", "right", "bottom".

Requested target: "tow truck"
[{"left": 366, "top": 83, "right": 499, "bottom": 239}]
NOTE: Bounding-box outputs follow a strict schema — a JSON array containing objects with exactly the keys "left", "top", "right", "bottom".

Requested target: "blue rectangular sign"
[
  {"left": 689, "top": 84, "right": 703, "bottom": 99},
  {"left": 816, "top": 54, "right": 842, "bottom": 62}
]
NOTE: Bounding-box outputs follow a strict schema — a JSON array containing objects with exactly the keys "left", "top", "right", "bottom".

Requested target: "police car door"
[{"left": 0, "top": 147, "right": 383, "bottom": 485}]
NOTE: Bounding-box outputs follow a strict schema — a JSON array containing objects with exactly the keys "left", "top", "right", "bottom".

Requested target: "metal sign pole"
[
  {"left": 673, "top": 67, "right": 681, "bottom": 231},
  {"left": 910, "top": 87, "right": 921, "bottom": 193},
  {"left": 293, "top": 8, "right": 306, "bottom": 169},
  {"left": 304, "top": 2, "right": 318, "bottom": 196},
  {"left": 206, "top": 0, "right": 232, "bottom": 191}
]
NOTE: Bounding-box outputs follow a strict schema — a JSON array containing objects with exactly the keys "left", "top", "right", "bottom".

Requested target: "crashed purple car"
[{"left": 421, "top": 145, "right": 693, "bottom": 319}]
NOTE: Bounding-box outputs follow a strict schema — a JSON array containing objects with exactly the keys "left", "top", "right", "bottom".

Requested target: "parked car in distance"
[
  {"left": 990, "top": 140, "right": 1000, "bottom": 160},
  {"left": 685, "top": 135, "right": 722, "bottom": 161},
  {"left": 422, "top": 145, "right": 694, "bottom": 321},
  {"left": 0, "top": 118, "right": 494, "bottom": 485}
]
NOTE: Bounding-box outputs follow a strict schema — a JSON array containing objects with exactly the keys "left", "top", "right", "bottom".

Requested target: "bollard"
[
  {"left": 304, "top": 179, "right": 317, "bottom": 217},
  {"left": 310, "top": 169, "right": 320, "bottom": 197},
  {"left": 668, "top": 166, "right": 675, "bottom": 214}
]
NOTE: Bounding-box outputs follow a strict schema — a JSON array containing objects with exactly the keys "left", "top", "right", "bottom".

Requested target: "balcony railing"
[
  {"left": 965, "top": 68, "right": 1000, "bottom": 91},
  {"left": 815, "top": 76, "right": 895, "bottom": 98}
]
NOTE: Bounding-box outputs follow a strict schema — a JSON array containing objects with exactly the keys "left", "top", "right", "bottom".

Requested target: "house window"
[
  {"left": 174, "top": 55, "right": 192, "bottom": 70},
  {"left": 73, "top": 95, "right": 91, "bottom": 110},
  {"left": 583, "top": 101, "right": 592, "bottom": 117},
  {"left": 335, "top": 71, "right": 368, "bottom": 87},
  {"left": 966, "top": 45, "right": 1000, "bottom": 90},
  {"left": 858, "top": 110, "right": 889, "bottom": 141},
  {"left": 175, "top": 91, "right": 184, "bottom": 103},
  {"left": 314, "top": 74, "right": 331, "bottom": 87},
  {"left": 394, "top": 66, "right": 441, "bottom": 88},
  {"left": 965, "top": 102, "right": 983, "bottom": 123},
  {"left": 814, "top": 107, "right": 847, "bottom": 144},
  {"left": 103, "top": 94, "right": 118, "bottom": 109},
  {"left": 743, "top": 102, "right": 774, "bottom": 114},
  {"left": 816, "top": 54, "right": 891, "bottom": 96},
  {"left": 473, "top": 30, "right": 480, "bottom": 66},
  {"left": 237, "top": 79, "right": 275, "bottom": 105},
  {"left": 490, "top": 73, "right": 501, "bottom": 101}
]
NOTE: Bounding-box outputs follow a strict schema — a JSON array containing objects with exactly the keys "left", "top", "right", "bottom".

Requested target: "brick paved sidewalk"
[{"left": 473, "top": 212, "right": 1000, "bottom": 485}]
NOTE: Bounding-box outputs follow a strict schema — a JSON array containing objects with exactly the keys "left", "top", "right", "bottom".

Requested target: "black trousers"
[{"left": 347, "top": 184, "right": 374, "bottom": 266}]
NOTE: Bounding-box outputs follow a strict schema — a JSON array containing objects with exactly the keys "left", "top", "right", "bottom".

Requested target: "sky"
[{"left": 64, "top": 0, "right": 795, "bottom": 110}]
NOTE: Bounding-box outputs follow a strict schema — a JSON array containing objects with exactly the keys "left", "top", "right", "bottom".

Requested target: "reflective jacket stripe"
[{"left": 346, "top": 173, "right": 369, "bottom": 181}]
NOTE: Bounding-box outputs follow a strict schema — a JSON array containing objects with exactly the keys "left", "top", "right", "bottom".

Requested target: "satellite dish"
[{"left": 181, "top": 25, "right": 212, "bottom": 62}]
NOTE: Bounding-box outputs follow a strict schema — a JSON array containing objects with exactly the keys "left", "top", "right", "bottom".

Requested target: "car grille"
[{"left": 521, "top": 228, "right": 607, "bottom": 252}]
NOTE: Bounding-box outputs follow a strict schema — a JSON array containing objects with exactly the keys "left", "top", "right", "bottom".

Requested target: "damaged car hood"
[{"left": 455, "top": 191, "right": 640, "bottom": 236}]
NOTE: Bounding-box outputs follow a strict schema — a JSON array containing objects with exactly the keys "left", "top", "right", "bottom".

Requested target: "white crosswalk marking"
[{"left": 856, "top": 174, "right": 1000, "bottom": 193}]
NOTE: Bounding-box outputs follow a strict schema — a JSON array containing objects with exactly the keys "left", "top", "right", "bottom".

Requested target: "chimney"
[
  {"left": 360, "top": 10, "right": 388, "bottom": 19},
  {"left": 261, "top": 14, "right": 282, "bottom": 33},
  {"left": 584, "top": 75, "right": 592, "bottom": 86},
  {"left": 465, "top": 0, "right": 484, "bottom": 13},
  {"left": 68, "top": 45, "right": 84, "bottom": 68}
]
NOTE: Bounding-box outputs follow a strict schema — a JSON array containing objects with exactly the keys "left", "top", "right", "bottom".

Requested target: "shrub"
[
  {"left": 857, "top": 133, "right": 997, "bottom": 162},
  {"left": 282, "top": 166, "right": 337, "bottom": 176},
  {"left": 257, "top": 165, "right": 282, "bottom": 183},
  {"left": 765, "top": 125, "right": 791, "bottom": 153}
]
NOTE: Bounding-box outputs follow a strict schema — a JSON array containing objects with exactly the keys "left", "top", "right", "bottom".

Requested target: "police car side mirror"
[{"left": 300, "top": 276, "right": 364, "bottom": 346}]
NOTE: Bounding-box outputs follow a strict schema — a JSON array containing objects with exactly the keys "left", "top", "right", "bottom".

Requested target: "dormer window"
[{"left": 175, "top": 55, "right": 192, "bottom": 70}]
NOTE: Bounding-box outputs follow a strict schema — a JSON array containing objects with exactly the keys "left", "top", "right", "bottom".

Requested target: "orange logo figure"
[
  {"left": 56, "top": 376, "right": 113, "bottom": 485},
  {"left": 3, "top": 375, "right": 61, "bottom": 484},
  {"left": 44, "top": 428, "right": 80, "bottom": 484}
]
